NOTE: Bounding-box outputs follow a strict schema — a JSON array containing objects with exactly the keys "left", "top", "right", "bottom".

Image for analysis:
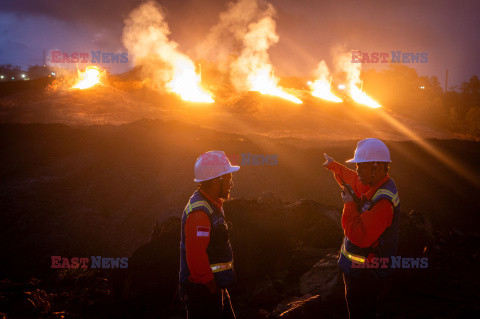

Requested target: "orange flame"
[
  {"left": 72, "top": 66, "right": 104, "bottom": 90},
  {"left": 309, "top": 61, "right": 342, "bottom": 103},
  {"left": 122, "top": 1, "right": 213, "bottom": 103},
  {"left": 230, "top": 17, "right": 302, "bottom": 104},
  {"left": 166, "top": 61, "right": 214, "bottom": 103},
  {"left": 250, "top": 68, "right": 303, "bottom": 104},
  {"left": 336, "top": 52, "right": 381, "bottom": 108},
  {"left": 350, "top": 84, "right": 381, "bottom": 108}
]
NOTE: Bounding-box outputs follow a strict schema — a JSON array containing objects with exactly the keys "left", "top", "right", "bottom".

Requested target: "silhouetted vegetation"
[
  {"left": 364, "top": 66, "right": 480, "bottom": 137},
  {"left": 0, "top": 64, "right": 24, "bottom": 80}
]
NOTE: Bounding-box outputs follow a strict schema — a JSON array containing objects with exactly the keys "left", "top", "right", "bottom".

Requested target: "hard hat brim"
[
  {"left": 194, "top": 165, "right": 240, "bottom": 182},
  {"left": 345, "top": 158, "right": 391, "bottom": 163}
]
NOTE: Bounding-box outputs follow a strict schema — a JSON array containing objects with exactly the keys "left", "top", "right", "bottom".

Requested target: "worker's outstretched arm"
[
  {"left": 342, "top": 199, "right": 393, "bottom": 248},
  {"left": 185, "top": 211, "right": 218, "bottom": 293}
]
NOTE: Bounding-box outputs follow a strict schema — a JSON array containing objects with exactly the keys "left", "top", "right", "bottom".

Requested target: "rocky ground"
[{"left": 1, "top": 195, "right": 479, "bottom": 318}]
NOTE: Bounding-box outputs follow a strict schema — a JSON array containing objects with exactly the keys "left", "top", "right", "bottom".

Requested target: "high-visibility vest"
[
  {"left": 179, "top": 191, "right": 235, "bottom": 288},
  {"left": 338, "top": 178, "right": 401, "bottom": 277}
]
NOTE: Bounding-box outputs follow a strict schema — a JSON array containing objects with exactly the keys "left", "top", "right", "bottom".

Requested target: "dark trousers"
[
  {"left": 343, "top": 272, "right": 384, "bottom": 319},
  {"left": 180, "top": 282, "right": 236, "bottom": 319}
]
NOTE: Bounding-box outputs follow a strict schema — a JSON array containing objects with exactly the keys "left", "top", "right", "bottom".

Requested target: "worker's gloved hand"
[
  {"left": 204, "top": 279, "right": 220, "bottom": 294},
  {"left": 323, "top": 153, "right": 335, "bottom": 167},
  {"left": 341, "top": 188, "right": 354, "bottom": 203}
]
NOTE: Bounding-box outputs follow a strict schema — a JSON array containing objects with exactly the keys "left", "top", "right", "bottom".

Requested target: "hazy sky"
[{"left": 0, "top": 0, "right": 479, "bottom": 88}]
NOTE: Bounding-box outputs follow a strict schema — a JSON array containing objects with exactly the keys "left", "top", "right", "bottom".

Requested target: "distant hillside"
[{"left": 0, "top": 77, "right": 463, "bottom": 143}]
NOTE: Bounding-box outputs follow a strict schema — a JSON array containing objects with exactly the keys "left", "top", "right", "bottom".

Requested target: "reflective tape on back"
[
  {"left": 341, "top": 244, "right": 365, "bottom": 264},
  {"left": 210, "top": 261, "right": 233, "bottom": 273}
]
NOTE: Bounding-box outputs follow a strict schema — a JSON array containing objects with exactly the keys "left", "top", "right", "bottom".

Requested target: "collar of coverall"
[
  {"left": 199, "top": 189, "right": 223, "bottom": 211},
  {"left": 364, "top": 173, "right": 390, "bottom": 201}
]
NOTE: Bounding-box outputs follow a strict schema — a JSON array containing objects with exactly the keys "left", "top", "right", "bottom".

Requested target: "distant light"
[
  {"left": 12, "top": 77, "right": 14, "bottom": 80},
  {"left": 419, "top": 86, "right": 425, "bottom": 90},
  {"left": 52, "top": 72, "right": 56, "bottom": 75},
  {"left": 0, "top": 75, "right": 3, "bottom": 79},
  {"left": 338, "top": 84, "right": 346, "bottom": 90},
  {"left": 21, "top": 74, "right": 26, "bottom": 78}
]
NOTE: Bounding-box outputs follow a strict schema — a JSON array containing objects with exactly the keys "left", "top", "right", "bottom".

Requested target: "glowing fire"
[
  {"left": 230, "top": 17, "right": 302, "bottom": 104},
  {"left": 166, "top": 61, "right": 214, "bottom": 103},
  {"left": 350, "top": 84, "right": 381, "bottom": 108},
  {"left": 250, "top": 68, "right": 302, "bottom": 104},
  {"left": 72, "top": 66, "right": 104, "bottom": 90},
  {"left": 309, "top": 81, "right": 343, "bottom": 103},
  {"left": 308, "top": 61, "right": 342, "bottom": 103},
  {"left": 122, "top": 1, "right": 213, "bottom": 103},
  {"left": 336, "top": 52, "right": 382, "bottom": 108}
]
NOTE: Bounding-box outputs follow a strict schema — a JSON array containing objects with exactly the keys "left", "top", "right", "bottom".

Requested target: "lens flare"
[{"left": 378, "top": 110, "right": 480, "bottom": 189}]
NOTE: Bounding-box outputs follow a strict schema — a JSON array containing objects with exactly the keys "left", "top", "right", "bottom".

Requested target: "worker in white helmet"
[
  {"left": 324, "top": 138, "right": 400, "bottom": 319},
  {"left": 179, "top": 150, "right": 239, "bottom": 319}
]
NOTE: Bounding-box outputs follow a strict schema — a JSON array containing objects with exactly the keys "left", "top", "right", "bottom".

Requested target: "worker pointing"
[
  {"left": 324, "top": 138, "right": 401, "bottom": 319},
  {"left": 179, "top": 150, "right": 239, "bottom": 319}
]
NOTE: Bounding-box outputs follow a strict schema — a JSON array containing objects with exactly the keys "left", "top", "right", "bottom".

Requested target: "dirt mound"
[{"left": 0, "top": 78, "right": 458, "bottom": 142}]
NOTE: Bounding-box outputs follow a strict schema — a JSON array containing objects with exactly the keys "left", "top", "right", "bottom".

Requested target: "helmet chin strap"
[
  {"left": 218, "top": 176, "right": 224, "bottom": 199},
  {"left": 370, "top": 162, "right": 378, "bottom": 186}
]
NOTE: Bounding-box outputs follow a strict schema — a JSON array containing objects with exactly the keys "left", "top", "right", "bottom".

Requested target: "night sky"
[{"left": 1, "top": 0, "right": 479, "bottom": 87}]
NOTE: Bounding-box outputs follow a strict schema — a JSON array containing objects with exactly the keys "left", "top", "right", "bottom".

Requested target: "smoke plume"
[
  {"left": 229, "top": 16, "right": 279, "bottom": 91},
  {"left": 196, "top": 0, "right": 275, "bottom": 69},
  {"left": 122, "top": 0, "right": 212, "bottom": 102},
  {"left": 335, "top": 50, "right": 362, "bottom": 90}
]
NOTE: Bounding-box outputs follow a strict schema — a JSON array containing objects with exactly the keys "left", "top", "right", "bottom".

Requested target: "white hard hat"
[
  {"left": 346, "top": 138, "right": 391, "bottom": 163},
  {"left": 194, "top": 150, "right": 240, "bottom": 182}
]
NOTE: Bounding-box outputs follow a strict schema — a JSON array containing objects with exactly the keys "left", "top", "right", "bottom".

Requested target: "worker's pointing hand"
[{"left": 323, "top": 153, "right": 334, "bottom": 167}]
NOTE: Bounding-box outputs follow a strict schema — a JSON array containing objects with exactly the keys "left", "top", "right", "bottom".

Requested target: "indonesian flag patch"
[{"left": 196, "top": 226, "right": 210, "bottom": 237}]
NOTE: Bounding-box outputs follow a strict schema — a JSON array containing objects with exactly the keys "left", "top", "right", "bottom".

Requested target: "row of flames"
[
  {"left": 70, "top": 1, "right": 381, "bottom": 109},
  {"left": 70, "top": 60, "right": 381, "bottom": 109}
]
